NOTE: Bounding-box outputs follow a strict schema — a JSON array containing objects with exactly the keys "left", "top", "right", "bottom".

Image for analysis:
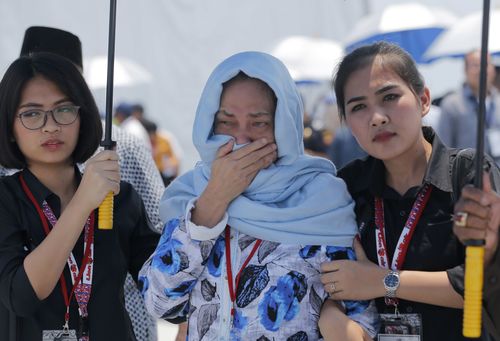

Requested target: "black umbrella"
[
  {"left": 462, "top": 0, "right": 490, "bottom": 337},
  {"left": 98, "top": 0, "right": 117, "bottom": 230}
]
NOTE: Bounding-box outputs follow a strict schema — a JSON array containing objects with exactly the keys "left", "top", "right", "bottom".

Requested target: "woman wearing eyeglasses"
[{"left": 0, "top": 53, "right": 159, "bottom": 341}]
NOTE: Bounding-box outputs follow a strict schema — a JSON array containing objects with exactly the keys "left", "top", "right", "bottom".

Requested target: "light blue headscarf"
[{"left": 160, "top": 51, "right": 357, "bottom": 246}]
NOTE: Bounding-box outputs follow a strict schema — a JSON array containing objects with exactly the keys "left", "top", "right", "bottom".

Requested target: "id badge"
[
  {"left": 42, "top": 329, "right": 78, "bottom": 341},
  {"left": 378, "top": 313, "right": 422, "bottom": 341}
]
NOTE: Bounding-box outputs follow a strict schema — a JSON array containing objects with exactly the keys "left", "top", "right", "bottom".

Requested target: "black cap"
[{"left": 20, "top": 26, "right": 83, "bottom": 69}]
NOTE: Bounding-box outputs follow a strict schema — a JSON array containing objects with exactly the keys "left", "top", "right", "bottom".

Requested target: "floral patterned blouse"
[{"left": 139, "top": 217, "right": 379, "bottom": 340}]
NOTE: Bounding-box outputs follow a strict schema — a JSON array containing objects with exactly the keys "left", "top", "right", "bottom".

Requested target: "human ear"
[{"left": 419, "top": 87, "right": 431, "bottom": 118}]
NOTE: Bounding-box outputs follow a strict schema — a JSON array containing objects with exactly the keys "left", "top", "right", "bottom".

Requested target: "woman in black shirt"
[
  {"left": 0, "top": 53, "right": 159, "bottom": 340},
  {"left": 319, "top": 42, "right": 500, "bottom": 340}
]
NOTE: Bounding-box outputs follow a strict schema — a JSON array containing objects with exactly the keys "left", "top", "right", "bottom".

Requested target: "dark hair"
[
  {"left": 333, "top": 42, "right": 425, "bottom": 120},
  {"left": 141, "top": 118, "right": 157, "bottom": 134},
  {"left": 0, "top": 52, "right": 102, "bottom": 169},
  {"left": 131, "top": 103, "right": 144, "bottom": 114},
  {"left": 222, "top": 71, "right": 278, "bottom": 111}
]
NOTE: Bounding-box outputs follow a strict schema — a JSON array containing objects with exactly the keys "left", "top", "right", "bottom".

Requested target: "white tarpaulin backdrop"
[{"left": 0, "top": 0, "right": 484, "bottom": 172}]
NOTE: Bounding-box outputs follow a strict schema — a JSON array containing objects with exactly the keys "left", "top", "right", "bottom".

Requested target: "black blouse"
[
  {"left": 0, "top": 168, "right": 160, "bottom": 341},
  {"left": 338, "top": 128, "right": 500, "bottom": 341}
]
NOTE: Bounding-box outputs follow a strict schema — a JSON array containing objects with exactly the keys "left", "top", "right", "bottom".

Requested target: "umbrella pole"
[
  {"left": 463, "top": 0, "right": 489, "bottom": 337},
  {"left": 98, "top": 0, "right": 118, "bottom": 230}
]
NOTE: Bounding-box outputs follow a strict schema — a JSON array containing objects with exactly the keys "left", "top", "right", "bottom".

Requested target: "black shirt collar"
[
  {"left": 20, "top": 167, "right": 82, "bottom": 214},
  {"left": 422, "top": 127, "right": 454, "bottom": 193},
  {"left": 346, "top": 127, "right": 454, "bottom": 197},
  {"left": 20, "top": 168, "right": 55, "bottom": 207}
]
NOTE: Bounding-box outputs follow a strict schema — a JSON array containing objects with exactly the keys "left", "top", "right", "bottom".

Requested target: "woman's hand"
[
  {"left": 453, "top": 172, "right": 500, "bottom": 265},
  {"left": 319, "top": 299, "right": 372, "bottom": 341},
  {"left": 191, "top": 139, "right": 276, "bottom": 227},
  {"left": 320, "top": 238, "right": 386, "bottom": 300},
  {"left": 175, "top": 322, "right": 188, "bottom": 341},
  {"left": 74, "top": 150, "right": 121, "bottom": 213},
  {"left": 205, "top": 138, "right": 277, "bottom": 205}
]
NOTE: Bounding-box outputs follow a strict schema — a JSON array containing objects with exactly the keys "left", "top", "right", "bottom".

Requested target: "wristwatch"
[{"left": 383, "top": 270, "right": 400, "bottom": 298}]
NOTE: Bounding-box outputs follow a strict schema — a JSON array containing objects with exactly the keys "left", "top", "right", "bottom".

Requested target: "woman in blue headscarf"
[{"left": 139, "top": 51, "right": 378, "bottom": 340}]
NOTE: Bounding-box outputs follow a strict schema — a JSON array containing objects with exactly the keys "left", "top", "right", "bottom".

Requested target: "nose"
[
  {"left": 233, "top": 127, "right": 252, "bottom": 144},
  {"left": 42, "top": 111, "right": 61, "bottom": 133},
  {"left": 370, "top": 109, "right": 388, "bottom": 127}
]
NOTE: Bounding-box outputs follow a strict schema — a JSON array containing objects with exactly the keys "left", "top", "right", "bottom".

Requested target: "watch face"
[{"left": 384, "top": 273, "right": 399, "bottom": 289}]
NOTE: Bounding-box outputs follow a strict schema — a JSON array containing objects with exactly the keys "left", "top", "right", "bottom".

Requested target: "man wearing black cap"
[{"left": 1, "top": 25, "right": 167, "bottom": 341}]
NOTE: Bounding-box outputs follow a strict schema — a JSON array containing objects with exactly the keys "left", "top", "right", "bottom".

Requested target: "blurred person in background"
[
  {"left": 494, "top": 64, "right": 500, "bottom": 92},
  {"left": 142, "top": 119, "right": 180, "bottom": 186},
  {"left": 438, "top": 50, "right": 500, "bottom": 165},
  {"left": 326, "top": 126, "right": 367, "bottom": 170},
  {"left": 131, "top": 103, "right": 146, "bottom": 121},
  {"left": 303, "top": 112, "right": 331, "bottom": 159},
  {"left": 114, "top": 102, "right": 152, "bottom": 151}
]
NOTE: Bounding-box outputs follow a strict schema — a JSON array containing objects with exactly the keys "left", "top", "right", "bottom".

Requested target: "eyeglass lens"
[{"left": 20, "top": 106, "right": 79, "bottom": 129}]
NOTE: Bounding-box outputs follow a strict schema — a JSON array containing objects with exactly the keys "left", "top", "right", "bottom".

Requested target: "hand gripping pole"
[
  {"left": 98, "top": 0, "right": 118, "bottom": 230},
  {"left": 463, "top": 0, "right": 489, "bottom": 336}
]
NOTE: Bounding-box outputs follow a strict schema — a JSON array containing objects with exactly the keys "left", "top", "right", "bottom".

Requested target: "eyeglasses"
[{"left": 17, "top": 105, "right": 80, "bottom": 130}]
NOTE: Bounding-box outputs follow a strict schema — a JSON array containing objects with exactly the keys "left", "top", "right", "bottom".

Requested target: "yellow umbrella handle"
[
  {"left": 463, "top": 245, "right": 484, "bottom": 338},
  {"left": 98, "top": 192, "right": 114, "bottom": 230}
]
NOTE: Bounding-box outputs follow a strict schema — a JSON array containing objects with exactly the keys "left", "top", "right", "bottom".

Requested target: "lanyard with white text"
[
  {"left": 20, "top": 174, "right": 94, "bottom": 340},
  {"left": 374, "top": 183, "right": 433, "bottom": 306},
  {"left": 224, "top": 226, "right": 262, "bottom": 319}
]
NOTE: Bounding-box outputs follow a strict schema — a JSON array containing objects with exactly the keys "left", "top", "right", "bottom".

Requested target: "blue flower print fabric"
[{"left": 139, "top": 218, "right": 378, "bottom": 340}]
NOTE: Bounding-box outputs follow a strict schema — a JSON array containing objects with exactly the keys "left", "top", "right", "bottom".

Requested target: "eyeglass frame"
[{"left": 16, "top": 105, "right": 81, "bottom": 130}]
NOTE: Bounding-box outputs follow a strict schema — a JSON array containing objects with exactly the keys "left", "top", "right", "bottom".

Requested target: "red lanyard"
[
  {"left": 19, "top": 174, "right": 95, "bottom": 333},
  {"left": 374, "top": 184, "right": 432, "bottom": 305},
  {"left": 374, "top": 183, "right": 433, "bottom": 270},
  {"left": 224, "top": 226, "right": 262, "bottom": 317}
]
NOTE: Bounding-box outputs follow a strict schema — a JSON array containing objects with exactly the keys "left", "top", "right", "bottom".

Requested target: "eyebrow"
[
  {"left": 18, "top": 98, "right": 72, "bottom": 110},
  {"left": 346, "top": 84, "right": 400, "bottom": 105},
  {"left": 215, "top": 110, "right": 273, "bottom": 118}
]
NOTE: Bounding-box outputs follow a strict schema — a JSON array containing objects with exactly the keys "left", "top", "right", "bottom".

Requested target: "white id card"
[
  {"left": 378, "top": 313, "right": 422, "bottom": 341},
  {"left": 378, "top": 335, "right": 420, "bottom": 341},
  {"left": 42, "top": 329, "right": 78, "bottom": 341}
]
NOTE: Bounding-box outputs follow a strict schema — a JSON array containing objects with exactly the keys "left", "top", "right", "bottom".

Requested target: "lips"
[
  {"left": 41, "top": 139, "right": 64, "bottom": 150},
  {"left": 373, "top": 131, "right": 396, "bottom": 142},
  {"left": 42, "top": 139, "right": 63, "bottom": 146}
]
